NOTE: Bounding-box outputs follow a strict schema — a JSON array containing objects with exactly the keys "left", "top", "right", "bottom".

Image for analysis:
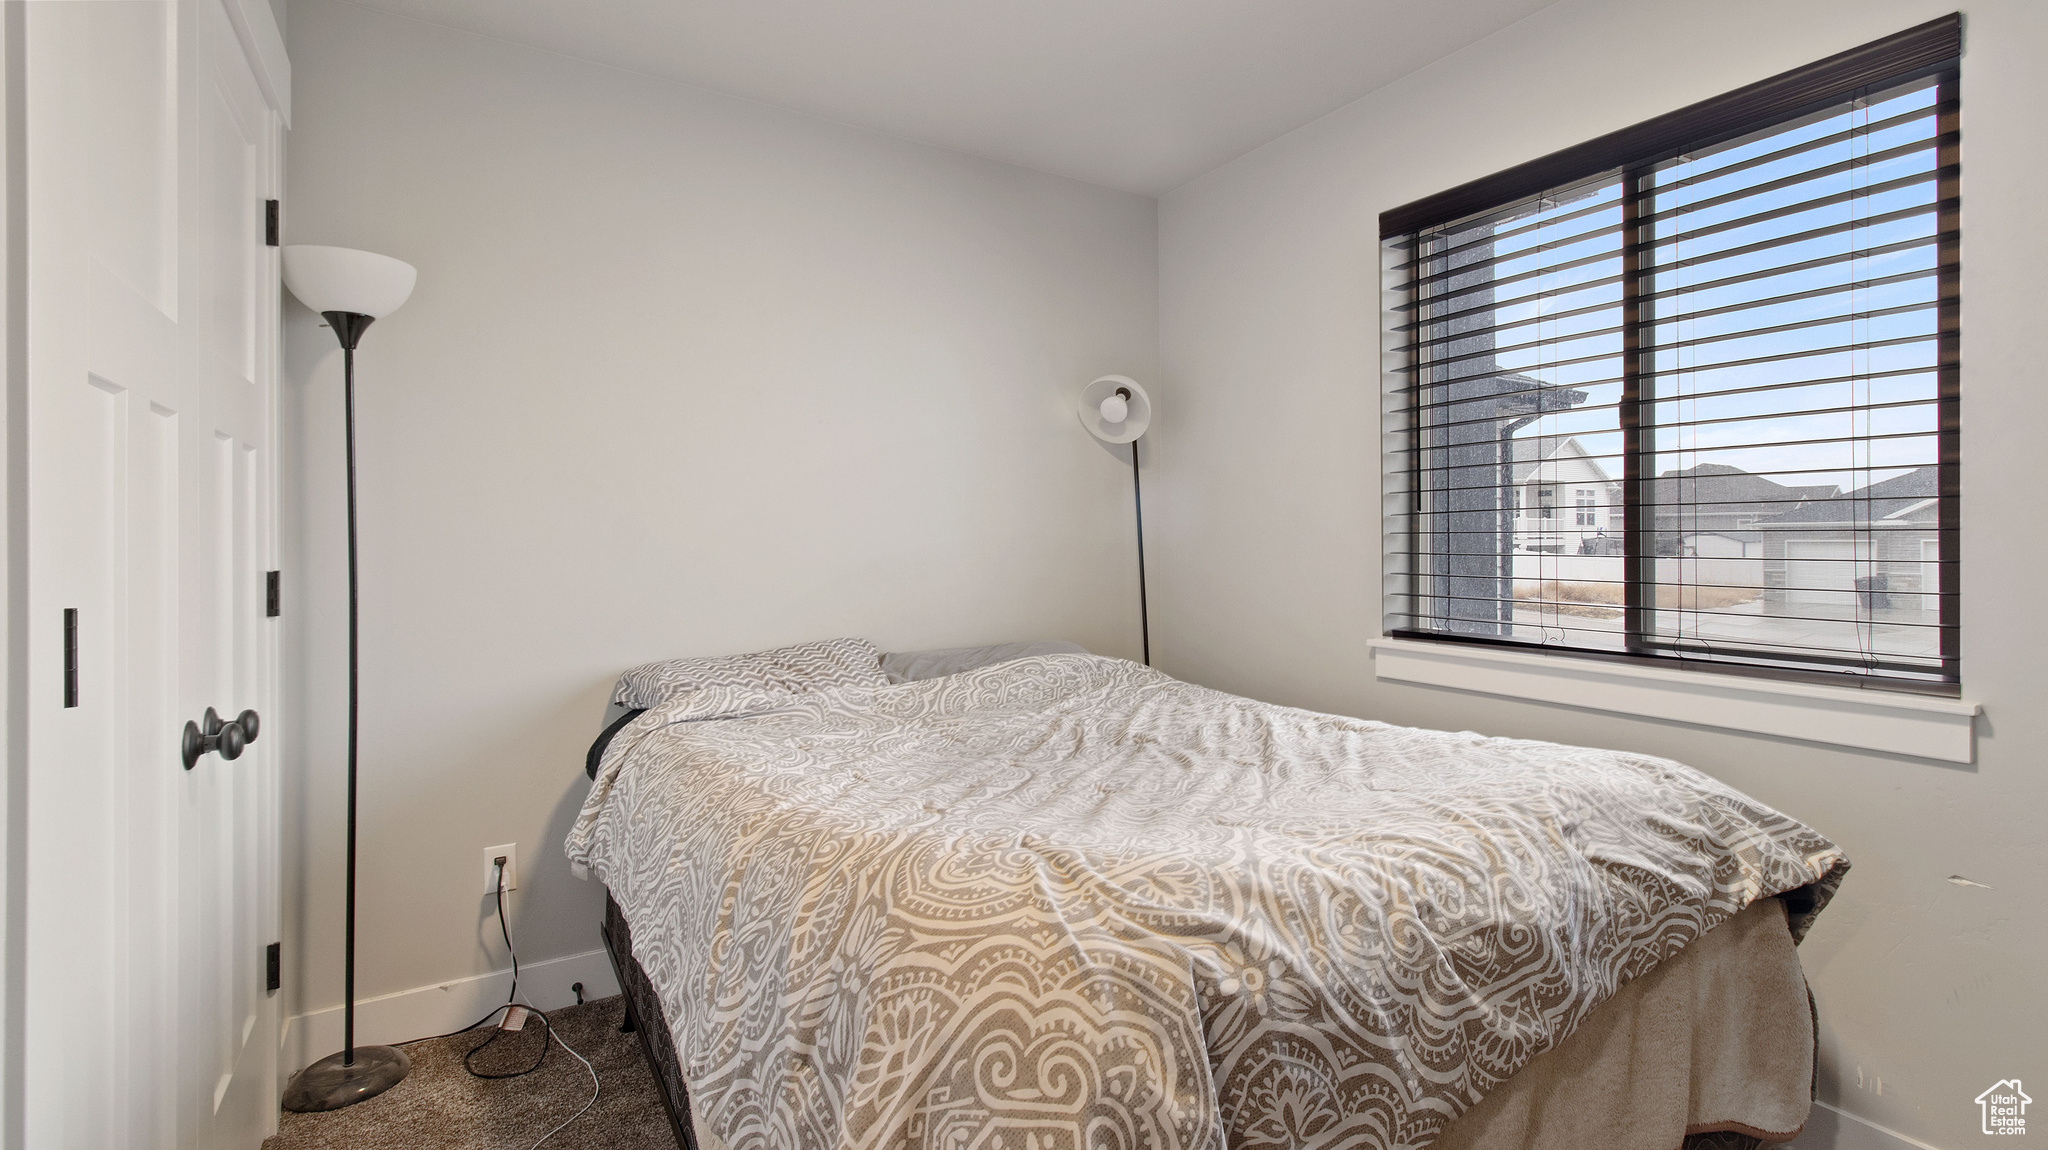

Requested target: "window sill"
[{"left": 1366, "top": 637, "right": 1978, "bottom": 763}]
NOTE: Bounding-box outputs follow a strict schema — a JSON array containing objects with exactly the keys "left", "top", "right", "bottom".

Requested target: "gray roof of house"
[
  {"left": 1754, "top": 466, "right": 1940, "bottom": 526},
  {"left": 1646, "top": 463, "right": 1840, "bottom": 517}
]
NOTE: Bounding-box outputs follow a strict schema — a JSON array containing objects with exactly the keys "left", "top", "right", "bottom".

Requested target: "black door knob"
[{"left": 182, "top": 707, "right": 262, "bottom": 770}]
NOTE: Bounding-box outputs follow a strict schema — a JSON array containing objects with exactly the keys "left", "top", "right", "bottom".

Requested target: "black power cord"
[
  {"left": 394, "top": 857, "right": 602, "bottom": 1148},
  {"left": 462, "top": 859, "right": 549, "bottom": 1079},
  {"left": 400, "top": 859, "right": 552, "bottom": 1077}
]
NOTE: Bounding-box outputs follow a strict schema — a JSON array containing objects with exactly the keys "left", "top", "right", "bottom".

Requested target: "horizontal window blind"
[{"left": 1381, "top": 16, "right": 1959, "bottom": 690}]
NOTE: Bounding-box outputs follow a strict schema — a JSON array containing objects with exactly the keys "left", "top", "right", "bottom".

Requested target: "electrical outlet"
[{"left": 483, "top": 844, "right": 518, "bottom": 893}]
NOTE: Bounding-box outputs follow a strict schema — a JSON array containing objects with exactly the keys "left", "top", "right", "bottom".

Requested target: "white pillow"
[{"left": 612, "top": 637, "right": 888, "bottom": 710}]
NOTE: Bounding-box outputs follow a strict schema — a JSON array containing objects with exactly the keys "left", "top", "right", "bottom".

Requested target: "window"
[{"left": 1381, "top": 15, "right": 1959, "bottom": 690}]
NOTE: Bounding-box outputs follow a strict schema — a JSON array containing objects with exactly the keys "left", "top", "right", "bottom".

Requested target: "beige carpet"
[{"left": 264, "top": 997, "right": 680, "bottom": 1150}]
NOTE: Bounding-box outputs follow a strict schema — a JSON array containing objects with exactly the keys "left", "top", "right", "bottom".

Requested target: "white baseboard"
[
  {"left": 1783, "top": 1100, "right": 1948, "bottom": 1150},
  {"left": 280, "top": 947, "right": 622, "bottom": 1078}
]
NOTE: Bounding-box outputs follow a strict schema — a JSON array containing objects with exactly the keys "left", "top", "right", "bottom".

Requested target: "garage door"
[{"left": 1785, "top": 540, "right": 1869, "bottom": 609}]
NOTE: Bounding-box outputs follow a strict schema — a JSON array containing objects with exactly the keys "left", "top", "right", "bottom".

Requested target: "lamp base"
[{"left": 281, "top": 1045, "right": 411, "bottom": 1112}]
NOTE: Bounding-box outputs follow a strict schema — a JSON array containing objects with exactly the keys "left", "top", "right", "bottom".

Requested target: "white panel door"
[{"left": 23, "top": 2, "right": 280, "bottom": 1148}]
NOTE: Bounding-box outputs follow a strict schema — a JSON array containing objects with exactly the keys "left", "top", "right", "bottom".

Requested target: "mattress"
[{"left": 570, "top": 653, "right": 1844, "bottom": 1150}]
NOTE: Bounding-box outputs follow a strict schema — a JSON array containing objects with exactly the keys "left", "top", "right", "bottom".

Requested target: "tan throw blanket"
[{"left": 568, "top": 654, "right": 1846, "bottom": 1150}]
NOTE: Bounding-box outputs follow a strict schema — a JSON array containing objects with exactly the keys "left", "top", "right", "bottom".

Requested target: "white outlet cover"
[{"left": 483, "top": 843, "right": 518, "bottom": 892}]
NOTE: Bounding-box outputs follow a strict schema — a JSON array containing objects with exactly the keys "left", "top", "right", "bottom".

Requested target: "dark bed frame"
[{"left": 600, "top": 892, "right": 700, "bottom": 1150}]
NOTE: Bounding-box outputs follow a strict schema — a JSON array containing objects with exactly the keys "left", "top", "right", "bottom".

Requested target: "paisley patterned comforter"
[{"left": 567, "top": 654, "right": 1845, "bottom": 1150}]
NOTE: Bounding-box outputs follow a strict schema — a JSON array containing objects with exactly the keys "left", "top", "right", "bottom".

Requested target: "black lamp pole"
[
  {"left": 336, "top": 312, "right": 366, "bottom": 1067},
  {"left": 281, "top": 311, "right": 413, "bottom": 1112},
  {"left": 1131, "top": 439, "right": 1149, "bottom": 666}
]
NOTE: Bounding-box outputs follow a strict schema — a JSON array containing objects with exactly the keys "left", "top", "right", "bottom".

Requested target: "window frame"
[{"left": 1378, "top": 14, "right": 1962, "bottom": 695}]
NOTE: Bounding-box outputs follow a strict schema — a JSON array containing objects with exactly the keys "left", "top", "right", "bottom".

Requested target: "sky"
[{"left": 1441, "top": 75, "right": 1943, "bottom": 497}]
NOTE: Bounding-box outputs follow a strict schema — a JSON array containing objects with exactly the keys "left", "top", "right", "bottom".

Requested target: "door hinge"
[
  {"left": 265, "top": 200, "right": 279, "bottom": 247},
  {"left": 63, "top": 608, "right": 79, "bottom": 708},
  {"left": 266, "top": 570, "right": 281, "bottom": 617},
  {"left": 266, "top": 942, "right": 281, "bottom": 993}
]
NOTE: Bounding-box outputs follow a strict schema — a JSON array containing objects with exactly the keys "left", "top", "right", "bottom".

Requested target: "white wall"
[
  {"left": 280, "top": 0, "right": 1156, "bottom": 1060},
  {"left": 1156, "top": 2, "right": 2043, "bottom": 1148}
]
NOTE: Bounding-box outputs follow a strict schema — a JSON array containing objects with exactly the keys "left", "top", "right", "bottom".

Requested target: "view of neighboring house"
[
  {"left": 1756, "top": 465, "right": 1942, "bottom": 617},
  {"left": 1502, "top": 445, "right": 1939, "bottom": 619},
  {"left": 1510, "top": 436, "right": 1621, "bottom": 555},
  {"left": 1643, "top": 462, "right": 1841, "bottom": 556}
]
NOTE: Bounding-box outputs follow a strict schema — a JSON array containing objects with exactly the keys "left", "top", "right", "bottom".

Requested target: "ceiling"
[{"left": 340, "top": 0, "right": 1555, "bottom": 195}]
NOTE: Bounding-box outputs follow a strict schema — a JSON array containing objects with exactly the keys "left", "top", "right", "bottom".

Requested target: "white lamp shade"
[
  {"left": 282, "top": 245, "right": 417, "bottom": 318},
  {"left": 1077, "top": 375, "right": 1152, "bottom": 444}
]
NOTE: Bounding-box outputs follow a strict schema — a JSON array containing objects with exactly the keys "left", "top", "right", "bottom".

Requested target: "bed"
[{"left": 571, "top": 638, "right": 1846, "bottom": 1150}]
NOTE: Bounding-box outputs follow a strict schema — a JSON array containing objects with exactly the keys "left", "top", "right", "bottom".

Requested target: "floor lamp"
[
  {"left": 280, "top": 245, "right": 419, "bottom": 1112},
  {"left": 1078, "top": 376, "right": 1153, "bottom": 665}
]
